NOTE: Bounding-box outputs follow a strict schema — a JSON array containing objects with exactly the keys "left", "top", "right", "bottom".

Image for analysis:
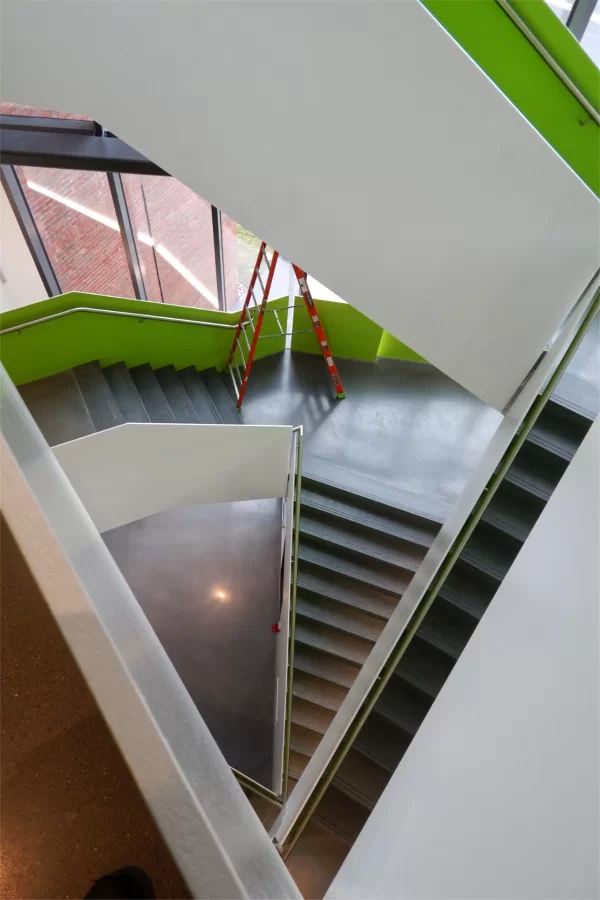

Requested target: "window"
[
  {"left": 16, "top": 167, "right": 135, "bottom": 298},
  {"left": 581, "top": 5, "right": 600, "bottom": 66},
  {"left": 221, "top": 214, "right": 271, "bottom": 311},
  {"left": 543, "top": 0, "right": 575, "bottom": 23},
  {"left": 123, "top": 174, "right": 219, "bottom": 309}
]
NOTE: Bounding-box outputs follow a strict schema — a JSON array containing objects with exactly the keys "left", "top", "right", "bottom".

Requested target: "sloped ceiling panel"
[{"left": 2, "top": 0, "right": 598, "bottom": 410}]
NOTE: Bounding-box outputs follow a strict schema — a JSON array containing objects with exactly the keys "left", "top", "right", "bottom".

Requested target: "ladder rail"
[
  {"left": 292, "top": 266, "right": 346, "bottom": 400},
  {"left": 235, "top": 250, "right": 280, "bottom": 409},
  {"left": 226, "top": 242, "right": 268, "bottom": 368},
  {"left": 226, "top": 244, "right": 346, "bottom": 407}
]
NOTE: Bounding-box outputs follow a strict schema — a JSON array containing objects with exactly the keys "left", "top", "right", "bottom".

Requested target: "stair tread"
[
  {"left": 288, "top": 749, "right": 310, "bottom": 781},
  {"left": 102, "top": 362, "right": 150, "bottom": 423},
  {"left": 73, "top": 361, "right": 123, "bottom": 431},
  {"left": 314, "top": 784, "right": 369, "bottom": 846},
  {"left": 394, "top": 636, "right": 456, "bottom": 699},
  {"left": 438, "top": 563, "right": 495, "bottom": 620},
  {"left": 19, "top": 370, "right": 96, "bottom": 445},
  {"left": 301, "top": 473, "right": 442, "bottom": 535},
  {"left": 200, "top": 368, "right": 240, "bottom": 425},
  {"left": 290, "top": 723, "right": 322, "bottom": 758},
  {"left": 178, "top": 367, "right": 220, "bottom": 424},
  {"left": 354, "top": 714, "right": 409, "bottom": 773},
  {"left": 292, "top": 669, "right": 348, "bottom": 712},
  {"left": 298, "top": 541, "right": 410, "bottom": 599},
  {"left": 374, "top": 677, "right": 431, "bottom": 736},
  {"left": 504, "top": 443, "right": 566, "bottom": 502},
  {"left": 296, "top": 592, "right": 384, "bottom": 643},
  {"left": 154, "top": 366, "right": 200, "bottom": 424},
  {"left": 129, "top": 364, "right": 176, "bottom": 423},
  {"left": 295, "top": 620, "right": 371, "bottom": 667},
  {"left": 300, "top": 512, "right": 425, "bottom": 574},
  {"left": 301, "top": 487, "right": 438, "bottom": 550},
  {"left": 460, "top": 523, "right": 520, "bottom": 582},
  {"left": 334, "top": 749, "right": 390, "bottom": 811},
  {"left": 527, "top": 411, "right": 581, "bottom": 461},
  {"left": 482, "top": 482, "right": 543, "bottom": 544},
  {"left": 417, "top": 602, "right": 475, "bottom": 660},
  {"left": 294, "top": 644, "right": 359, "bottom": 690},
  {"left": 297, "top": 554, "right": 398, "bottom": 620},
  {"left": 291, "top": 696, "right": 335, "bottom": 736}
]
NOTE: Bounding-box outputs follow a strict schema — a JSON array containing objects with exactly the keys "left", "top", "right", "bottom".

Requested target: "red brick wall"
[
  {"left": 3, "top": 102, "right": 243, "bottom": 310},
  {"left": 17, "top": 166, "right": 136, "bottom": 299}
]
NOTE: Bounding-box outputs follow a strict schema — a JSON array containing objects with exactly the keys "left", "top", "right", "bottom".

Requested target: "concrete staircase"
[
  {"left": 18, "top": 361, "right": 239, "bottom": 445},
  {"left": 16, "top": 361, "right": 597, "bottom": 847},
  {"left": 298, "top": 396, "right": 595, "bottom": 844}
]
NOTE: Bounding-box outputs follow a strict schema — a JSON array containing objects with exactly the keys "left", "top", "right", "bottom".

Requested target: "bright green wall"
[
  {"left": 0, "top": 292, "right": 426, "bottom": 386},
  {"left": 0, "top": 292, "right": 239, "bottom": 386},
  {"left": 290, "top": 298, "right": 425, "bottom": 363},
  {"left": 377, "top": 331, "right": 426, "bottom": 363},
  {"left": 291, "top": 299, "right": 383, "bottom": 362},
  {"left": 423, "top": 0, "right": 600, "bottom": 196}
]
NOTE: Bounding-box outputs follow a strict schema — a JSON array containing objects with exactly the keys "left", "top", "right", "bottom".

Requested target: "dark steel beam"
[
  {"left": 0, "top": 164, "right": 60, "bottom": 296},
  {"left": 0, "top": 114, "right": 98, "bottom": 135},
  {"left": 566, "top": 0, "right": 596, "bottom": 40},
  {"left": 107, "top": 172, "right": 148, "bottom": 301},
  {"left": 0, "top": 128, "right": 169, "bottom": 175},
  {"left": 212, "top": 205, "right": 226, "bottom": 311}
]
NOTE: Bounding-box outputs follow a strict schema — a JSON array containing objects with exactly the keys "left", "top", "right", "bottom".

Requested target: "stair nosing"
[
  {"left": 504, "top": 467, "right": 553, "bottom": 502},
  {"left": 296, "top": 594, "right": 381, "bottom": 643},
  {"left": 298, "top": 544, "right": 406, "bottom": 600},
  {"left": 301, "top": 472, "right": 444, "bottom": 528},
  {"left": 297, "top": 572, "right": 392, "bottom": 622},
  {"left": 299, "top": 517, "right": 421, "bottom": 576},
  {"left": 295, "top": 625, "right": 366, "bottom": 668},
  {"left": 300, "top": 492, "right": 435, "bottom": 550}
]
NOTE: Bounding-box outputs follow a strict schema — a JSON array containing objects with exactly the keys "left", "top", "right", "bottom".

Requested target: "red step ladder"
[{"left": 227, "top": 242, "right": 346, "bottom": 409}]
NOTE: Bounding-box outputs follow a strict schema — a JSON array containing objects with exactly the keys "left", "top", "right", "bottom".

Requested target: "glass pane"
[
  {"left": 123, "top": 174, "right": 218, "bottom": 309},
  {"left": 543, "top": 0, "right": 574, "bottom": 23},
  {"left": 16, "top": 167, "right": 135, "bottom": 298},
  {"left": 222, "top": 214, "right": 266, "bottom": 311},
  {"left": 581, "top": 8, "right": 600, "bottom": 67}
]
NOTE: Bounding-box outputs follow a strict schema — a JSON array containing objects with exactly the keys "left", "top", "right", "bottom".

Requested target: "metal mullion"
[
  {"left": 107, "top": 171, "right": 147, "bottom": 301},
  {"left": 566, "top": 0, "right": 596, "bottom": 40},
  {"left": 0, "top": 164, "right": 60, "bottom": 296},
  {"left": 211, "top": 206, "right": 226, "bottom": 311}
]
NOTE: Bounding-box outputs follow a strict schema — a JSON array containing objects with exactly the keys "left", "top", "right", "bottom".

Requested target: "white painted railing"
[
  {"left": 52, "top": 421, "right": 293, "bottom": 533},
  {"left": 0, "top": 365, "right": 301, "bottom": 900}
]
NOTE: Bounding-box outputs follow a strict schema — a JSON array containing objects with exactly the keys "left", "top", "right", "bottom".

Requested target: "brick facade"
[{"left": 3, "top": 103, "right": 246, "bottom": 310}]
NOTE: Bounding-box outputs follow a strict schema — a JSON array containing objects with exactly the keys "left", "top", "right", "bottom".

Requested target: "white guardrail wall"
[{"left": 0, "top": 364, "right": 301, "bottom": 900}]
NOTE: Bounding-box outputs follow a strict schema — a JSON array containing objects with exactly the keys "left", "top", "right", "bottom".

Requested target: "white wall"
[
  {"left": 53, "top": 423, "right": 292, "bottom": 533},
  {"left": 0, "top": 182, "right": 47, "bottom": 311},
  {"left": 2, "top": 1, "right": 598, "bottom": 411},
  {"left": 327, "top": 416, "right": 600, "bottom": 900}
]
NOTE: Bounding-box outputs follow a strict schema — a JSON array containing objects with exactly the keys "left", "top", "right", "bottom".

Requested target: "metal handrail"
[
  {"left": 271, "top": 275, "right": 600, "bottom": 851},
  {"left": 282, "top": 425, "right": 303, "bottom": 801},
  {"left": 234, "top": 424, "right": 302, "bottom": 807},
  {"left": 0, "top": 305, "right": 238, "bottom": 336},
  {"left": 495, "top": 0, "right": 600, "bottom": 125}
]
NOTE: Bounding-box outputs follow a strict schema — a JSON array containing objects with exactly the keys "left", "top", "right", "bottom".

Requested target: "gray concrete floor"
[
  {"left": 553, "top": 314, "right": 599, "bottom": 418},
  {"left": 238, "top": 353, "right": 502, "bottom": 521},
  {"left": 103, "top": 498, "right": 283, "bottom": 790}
]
